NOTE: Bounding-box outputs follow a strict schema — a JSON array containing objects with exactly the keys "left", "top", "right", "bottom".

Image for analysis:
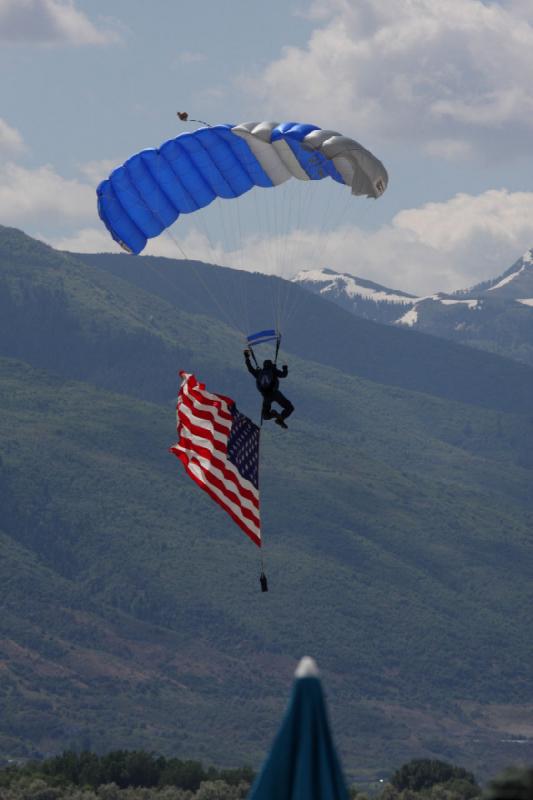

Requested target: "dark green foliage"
[
  {"left": 484, "top": 767, "right": 533, "bottom": 800},
  {"left": 1, "top": 750, "right": 253, "bottom": 793},
  {"left": 391, "top": 759, "right": 479, "bottom": 792}
]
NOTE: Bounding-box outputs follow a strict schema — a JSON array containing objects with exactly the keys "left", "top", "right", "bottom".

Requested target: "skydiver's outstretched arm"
[
  {"left": 276, "top": 364, "right": 288, "bottom": 378},
  {"left": 244, "top": 350, "right": 259, "bottom": 377}
]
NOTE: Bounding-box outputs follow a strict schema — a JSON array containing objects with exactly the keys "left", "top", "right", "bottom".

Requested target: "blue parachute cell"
[{"left": 97, "top": 121, "right": 388, "bottom": 255}]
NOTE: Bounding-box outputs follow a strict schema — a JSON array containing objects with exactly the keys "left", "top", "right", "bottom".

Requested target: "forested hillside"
[{"left": 1, "top": 227, "right": 533, "bottom": 779}]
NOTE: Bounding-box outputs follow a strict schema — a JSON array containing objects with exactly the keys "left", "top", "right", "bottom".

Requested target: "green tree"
[{"left": 391, "top": 760, "right": 478, "bottom": 793}]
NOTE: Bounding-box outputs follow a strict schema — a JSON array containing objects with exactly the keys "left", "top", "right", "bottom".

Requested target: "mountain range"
[
  {"left": 293, "top": 249, "right": 533, "bottom": 367},
  {"left": 1, "top": 225, "right": 533, "bottom": 782}
]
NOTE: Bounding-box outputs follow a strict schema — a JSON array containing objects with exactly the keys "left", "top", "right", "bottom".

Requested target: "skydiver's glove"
[
  {"left": 282, "top": 364, "right": 288, "bottom": 370},
  {"left": 244, "top": 349, "right": 250, "bottom": 357}
]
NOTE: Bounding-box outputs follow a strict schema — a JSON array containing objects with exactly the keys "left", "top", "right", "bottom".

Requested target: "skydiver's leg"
[
  {"left": 261, "top": 395, "right": 276, "bottom": 420},
  {"left": 272, "top": 390, "right": 294, "bottom": 420}
]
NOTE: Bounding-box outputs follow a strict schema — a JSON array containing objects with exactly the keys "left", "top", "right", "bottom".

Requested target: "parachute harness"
[{"left": 245, "top": 329, "right": 282, "bottom": 427}]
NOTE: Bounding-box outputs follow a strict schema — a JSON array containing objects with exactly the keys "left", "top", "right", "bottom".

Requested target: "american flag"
[{"left": 170, "top": 372, "right": 261, "bottom": 547}]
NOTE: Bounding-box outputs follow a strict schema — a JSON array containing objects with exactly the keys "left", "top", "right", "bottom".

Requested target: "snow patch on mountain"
[
  {"left": 440, "top": 298, "right": 481, "bottom": 309},
  {"left": 396, "top": 307, "right": 419, "bottom": 327},
  {"left": 293, "top": 268, "right": 417, "bottom": 305},
  {"left": 517, "top": 298, "right": 533, "bottom": 307},
  {"left": 488, "top": 265, "right": 526, "bottom": 292},
  {"left": 395, "top": 295, "right": 483, "bottom": 327}
]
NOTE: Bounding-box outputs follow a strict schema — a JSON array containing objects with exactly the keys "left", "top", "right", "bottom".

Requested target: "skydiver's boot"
[{"left": 275, "top": 415, "right": 288, "bottom": 429}]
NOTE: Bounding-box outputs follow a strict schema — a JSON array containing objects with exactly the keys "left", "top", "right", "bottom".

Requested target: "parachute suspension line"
[
  {"left": 252, "top": 187, "right": 275, "bottom": 322},
  {"left": 233, "top": 198, "right": 252, "bottom": 337},
  {"left": 270, "top": 178, "right": 286, "bottom": 332},
  {"left": 259, "top": 178, "right": 287, "bottom": 336},
  {"left": 258, "top": 427, "right": 268, "bottom": 592},
  {"left": 175, "top": 113, "right": 253, "bottom": 339},
  {"left": 279, "top": 181, "right": 321, "bottom": 329},
  {"left": 274, "top": 179, "right": 306, "bottom": 332},
  {"left": 98, "top": 154, "right": 244, "bottom": 337},
  {"left": 271, "top": 178, "right": 309, "bottom": 333},
  {"left": 163, "top": 226, "right": 189, "bottom": 261},
  {"left": 259, "top": 182, "right": 279, "bottom": 330},
  {"left": 248, "top": 345, "right": 260, "bottom": 369},
  {"left": 274, "top": 332, "right": 281, "bottom": 366},
  {"left": 185, "top": 207, "right": 235, "bottom": 326},
  {"left": 162, "top": 225, "right": 245, "bottom": 336},
  {"left": 99, "top": 119, "right": 389, "bottom": 364},
  {"left": 215, "top": 196, "right": 251, "bottom": 337},
  {"left": 281, "top": 183, "right": 360, "bottom": 330},
  {"left": 155, "top": 144, "right": 243, "bottom": 337},
  {"left": 246, "top": 342, "right": 266, "bottom": 428},
  {"left": 276, "top": 177, "right": 298, "bottom": 328},
  {"left": 279, "top": 180, "right": 308, "bottom": 326}
]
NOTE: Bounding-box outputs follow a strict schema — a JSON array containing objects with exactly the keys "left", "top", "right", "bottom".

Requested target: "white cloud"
[
  {"left": 16, "top": 155, "right": 531, "bottom": 297},
  {"left": 144, "top": 189, "right": 533, "bottom": 295},
  {"left": 0, "top": 118, "right": 25, "bottom": 155},
  {"left": 176, "top": 50, "right": 206, "bottom": 64},
  {"left": 0, "top": 162, "right": 95, "bottom": 224},
  {"left": 0, "top": 0, "right": 120, "bottom": 45},
  {"left": 77, "top": 158, "right": 119, "bottom": 185},
  {"left": 424, "top": 139, "right": 473, "bottom": 161},
  {"left": 45, "top": 188, "right": 533, "bottom": 294},
  {"left": 393, "top": 190, "right": 533, "bottom": 254},
  {"left": 50, "top": 227, "right": 123, "bottom": 253},
  {"left": 246, "top": 0, "right": 533, "bottom": 159}
]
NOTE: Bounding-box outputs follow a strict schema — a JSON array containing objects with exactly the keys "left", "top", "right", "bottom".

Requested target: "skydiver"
[{"left": 244, "top": 350, "right": 294, "bottom": 429}]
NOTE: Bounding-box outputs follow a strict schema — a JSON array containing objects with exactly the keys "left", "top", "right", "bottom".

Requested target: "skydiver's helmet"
[{"left": 263, "top": 360, "right": 273, "bottom": 368}]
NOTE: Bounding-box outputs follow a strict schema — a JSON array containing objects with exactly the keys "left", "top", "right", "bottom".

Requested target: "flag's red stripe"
[
  {"left": 179, "top": 391, "right": 232, "bottom": 435},
  {"left": 182, "top": 374, "right": 234, "bottom": 421},
  {"left": 171, "top": 440, "right": 259, "bottom": 524},
  {"left": 171, "top": 437, "right": 259, "bottom": 509},
  {"left": 187, "top": 383, "right": 233, "bottom": 420},
  {"left": 179, "top": 455, "right": 261, "bottom": 547},
  {"left": 187, "top": 458, "right": 260, "bottom": 529},
  {"left": 177, "top": 411, "right": 227, "bottom": 456},
  {"left": 174, "top": 373, "right": 261, "bottom": 546},
  {"left": 179, "top": 450, "right": 260, "bottom": 526}
]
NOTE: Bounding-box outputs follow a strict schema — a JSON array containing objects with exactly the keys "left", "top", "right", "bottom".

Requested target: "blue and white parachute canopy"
[{"left": 97, "top": 121, "right": 388, "bottom": 256}]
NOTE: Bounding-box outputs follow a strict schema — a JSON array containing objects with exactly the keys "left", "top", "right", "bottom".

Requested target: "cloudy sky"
[{"left": 2, "top": 0, "right": 533, "bottom": 294}]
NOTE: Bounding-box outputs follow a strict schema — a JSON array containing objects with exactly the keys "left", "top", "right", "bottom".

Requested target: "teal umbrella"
[{"left": 248, "top": 657, "right": 350, "bottom": 800}]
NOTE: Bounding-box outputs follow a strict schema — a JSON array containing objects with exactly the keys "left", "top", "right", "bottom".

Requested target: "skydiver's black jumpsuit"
[{"left": 244, "top": 354, "right": 294, "bottom": 422}]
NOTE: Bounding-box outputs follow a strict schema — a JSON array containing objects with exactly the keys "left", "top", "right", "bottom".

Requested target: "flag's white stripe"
[
  {"left": 177, "top": 372, "right": 261, "bottom": 544},
  {"left": 178, "top": 403, "right": 231, "bottom": 445},
  {"left": 181, "top": 383, "right": 233, "bottom": 426},
  {"left": 178, "top": 446, "right": 259, "bottom": 514},
  {"left": 180, "top": 389, "right": 232, "bottom": 431},
  {"left": 178, "top": 403, "right": 229, "bottom": 448},
  {"left": 182, "top": 378, "right": 233, "bottom": 418},
  {"left": 183, "top": 457, "right": 260, "bottom": 543},
  {"left": 187, "top": 460, "right": 261, "bottom": 536},
  {"left": 175, "top": 428, "right": 220, "bottom": 455},
  {"left": 176, "top": 434, "right": 259, "bottom": 500}
]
